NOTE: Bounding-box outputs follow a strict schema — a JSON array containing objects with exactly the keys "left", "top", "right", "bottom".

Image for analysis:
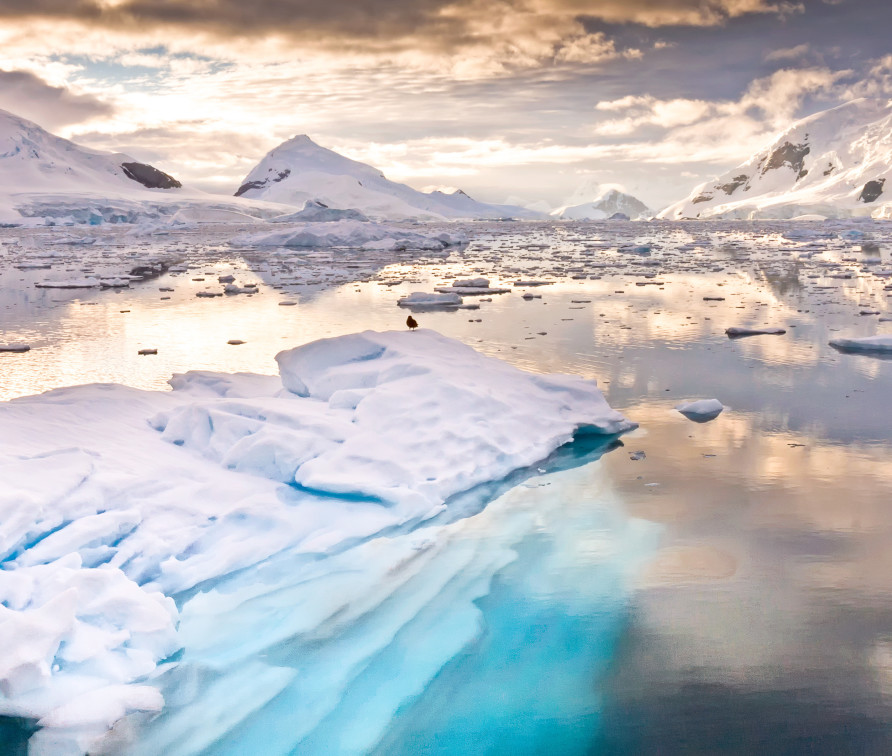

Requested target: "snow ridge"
[{"left": 661, "top": 98, "right": 892, "bottom": 220}]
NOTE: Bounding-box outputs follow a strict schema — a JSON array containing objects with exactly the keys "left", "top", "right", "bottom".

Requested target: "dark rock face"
[
  {"left": 608, "top": 212, "right": 630, "bottom": 221},
  {"left": 692, "top": 193, "right": 713, "bottom": 205},
  {"left": 762, "top": 141, "right": 810, "bottom": 178},
  {"left": 120, "top": 162, "right": 181, "bottom": 189},
  {"left": 234, "top": 180, "right": 265, "bottom": 197},
  {"left": 720, "top": 174, "right": 749, "bottom": 195},
  {"left": 859, "top": 178, "right": 886, "bottom": 203},
  {"left": 235, "top": 168, "right": 291, "bottom": 197}
]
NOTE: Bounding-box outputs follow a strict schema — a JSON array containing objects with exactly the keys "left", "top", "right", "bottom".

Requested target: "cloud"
[
  {"left": 0, "top": 69, "right": 112, "bottom": 128},
  {"left": 594, "top": 66, "right": 846, "bottom": 140},
  {"left": 765, "top": 43, "right": 810, "bottom": 61},
  {"left": 0, "top": 0, "right": 803, "bottom": 77},
  {"left": 842, "top": 54, "right": 892, "bottom": 98}
]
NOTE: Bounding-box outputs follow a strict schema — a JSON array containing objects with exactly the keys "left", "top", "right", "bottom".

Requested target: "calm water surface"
[{"left": 2, "top": 221, "right": 892, "bottom": 753}]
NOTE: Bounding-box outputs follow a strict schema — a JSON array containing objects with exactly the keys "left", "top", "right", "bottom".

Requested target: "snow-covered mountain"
[
  {"left": 0, "top": 110, "right": 301, "bottom": 224},
  {"left": 551, "top": 184, "right": 652, "bottom": 220},
  {"left": 0, "top": 109, "right": 182, "bottom": 194},
  {"left": 660, "top": 99, "right": 892, "bottom": 220},
  {"left": 235, "top": 135, "right": 542, "bottom": 220}
]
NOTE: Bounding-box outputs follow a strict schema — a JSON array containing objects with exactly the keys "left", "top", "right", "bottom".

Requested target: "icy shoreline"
[{"left": 0, "top": 330, "right": 634, "bottom": 754}]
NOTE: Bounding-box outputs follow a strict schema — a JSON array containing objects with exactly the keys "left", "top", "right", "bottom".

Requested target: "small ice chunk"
[
  {"left": 397, "top": 292, "right": 462, "bottom": 307},
  {"left": 676, "top": 398, "right": 724, "bottom": 422},
  {"left": 725, "top": 326, "right": 786, "bottom": 338}
]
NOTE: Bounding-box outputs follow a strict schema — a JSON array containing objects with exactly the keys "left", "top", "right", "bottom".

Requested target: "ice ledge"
[{"left": 153, "top": 330, "right": 636, "bottom": 512}]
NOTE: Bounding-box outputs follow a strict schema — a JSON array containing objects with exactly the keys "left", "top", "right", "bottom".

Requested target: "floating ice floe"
[
  {"left": 675, "top": 398, "right": 724, "bottom": 422},
  {"left": 829, "top": 334, "right": 892, "bottom": 353},
  {"left": 434, "top": 278, "right": 511, "bottom": 296},
  {"left": 0, "top": 330, "right": 635, "bottom": 753},
  {"left": 725, "top": 326, "right": 787, "bottom": 338},
  {"left": 35, "top": 278, "right": 101, "bottom": 289},
  {"left": 397, "top": 291, "right": 463, "bottom": 308}
]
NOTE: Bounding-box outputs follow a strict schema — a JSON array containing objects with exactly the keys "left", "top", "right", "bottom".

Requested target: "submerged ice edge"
[
  {"left": 0, "top": 329, "right": 636, "bottom": 755},
  {"left": 124, "top": 441, "right": 657, "bottom": 756}
]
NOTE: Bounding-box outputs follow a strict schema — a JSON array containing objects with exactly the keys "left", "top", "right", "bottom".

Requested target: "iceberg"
[
  {"left": 229, "top": 219, "right": 466, "bottom": 251},
  {"left": 0, "top": 331, "right": 635, "bottom": 753}
]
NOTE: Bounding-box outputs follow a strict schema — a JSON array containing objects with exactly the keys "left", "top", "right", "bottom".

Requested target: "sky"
[{"left": 0, "top": 0, "right": 891, "bottom": 211}]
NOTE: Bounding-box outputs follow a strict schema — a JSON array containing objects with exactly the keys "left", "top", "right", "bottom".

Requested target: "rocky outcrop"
[
  {"left": 235, "top": 168, "right": 291, "bottom": 197},
  {"left": 120, "top": 162, "right": 181, "bottom": 189},
  {"left": 761, "top": 141, "right": 810, "bottom": 179},
  {"left": 859, "top": 178, "right": 885, "bottom": 203}
]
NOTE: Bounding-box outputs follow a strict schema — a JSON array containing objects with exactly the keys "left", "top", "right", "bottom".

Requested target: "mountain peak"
[
  {"left": 552, "top": 182, "right": 652, "bottom": 220},
  {"left": 233, "top": 135, "right": 543, "bottom": 220}
]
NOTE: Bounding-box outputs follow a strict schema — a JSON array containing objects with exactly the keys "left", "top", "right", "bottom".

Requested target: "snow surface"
[
  {"left": 0, "top": 330, "right": 634, "bottom": 753},
  {"left": 233, "top": 135, "right": 543, "bottom": 221},
  {"left": 661, "top": 99, "right": 892, "bottom": 220}
]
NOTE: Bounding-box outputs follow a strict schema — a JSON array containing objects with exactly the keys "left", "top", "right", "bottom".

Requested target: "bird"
[{"left": 406, "top": 315, "right": 418, "bottom": 330}]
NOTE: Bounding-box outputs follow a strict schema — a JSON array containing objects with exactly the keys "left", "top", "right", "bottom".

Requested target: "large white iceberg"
[
  {"left": 229, "top": 219, "right": 466, "bottom": 251},
  {"left": 0, "top": 330, "right": 634, "bottom": 753}
]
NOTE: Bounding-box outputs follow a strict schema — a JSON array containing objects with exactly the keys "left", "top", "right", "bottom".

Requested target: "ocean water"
[{"left": 3, "top": 220, "right": 892, "bottom": 753}]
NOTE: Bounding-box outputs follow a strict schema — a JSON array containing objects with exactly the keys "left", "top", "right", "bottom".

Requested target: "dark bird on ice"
[{"left": 406, "top": 315, "right": 418, "bottom": 330}]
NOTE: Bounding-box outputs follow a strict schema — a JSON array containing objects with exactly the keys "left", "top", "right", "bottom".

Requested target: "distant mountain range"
[
  {"left": 0, "top": 109, "right": 283, "bottom": 224},
  {"left": 5, "top": 100, "right": 892, "bottom": 225},
  {"left": 234, "top": 134, "right": 542, "bottom": 220},
  {"left": 550, "top": 182, "right": 652, "bottom": 220},
  {"left": 661, "top": 98, "right": 892, "bottom": 220}
]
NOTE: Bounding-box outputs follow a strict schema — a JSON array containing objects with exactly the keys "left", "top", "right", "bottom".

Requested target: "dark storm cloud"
[
  {"left": 0, "top": 0, "right": 801, "bottom": 45},
  {"left": 0, "top": 70, "right": 113, "bottom": 128}
]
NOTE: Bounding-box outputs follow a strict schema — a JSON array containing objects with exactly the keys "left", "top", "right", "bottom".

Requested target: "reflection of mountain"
[
  {"left": 661, "top": 99, "right": 892, "bottom": 220},
  {"left": 757, "top": 261, "right": 804, "bottom": 298}
]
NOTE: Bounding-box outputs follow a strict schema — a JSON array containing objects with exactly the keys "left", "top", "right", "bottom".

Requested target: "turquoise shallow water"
[{"left": 3, "top": 220, "right": 892, "bottom": 753}]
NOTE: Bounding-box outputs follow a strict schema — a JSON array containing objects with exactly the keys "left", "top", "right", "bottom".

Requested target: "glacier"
[{"left": 0, "top": 330, "right": 638, "bottom": 754}]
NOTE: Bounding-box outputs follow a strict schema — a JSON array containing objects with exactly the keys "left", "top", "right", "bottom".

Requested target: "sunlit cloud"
[
  {"left": 0, "top": 0, "right": 887, "bottom": 210},
  {"left": 0, "top": 69, "right": 112, "bottom": 129}
]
